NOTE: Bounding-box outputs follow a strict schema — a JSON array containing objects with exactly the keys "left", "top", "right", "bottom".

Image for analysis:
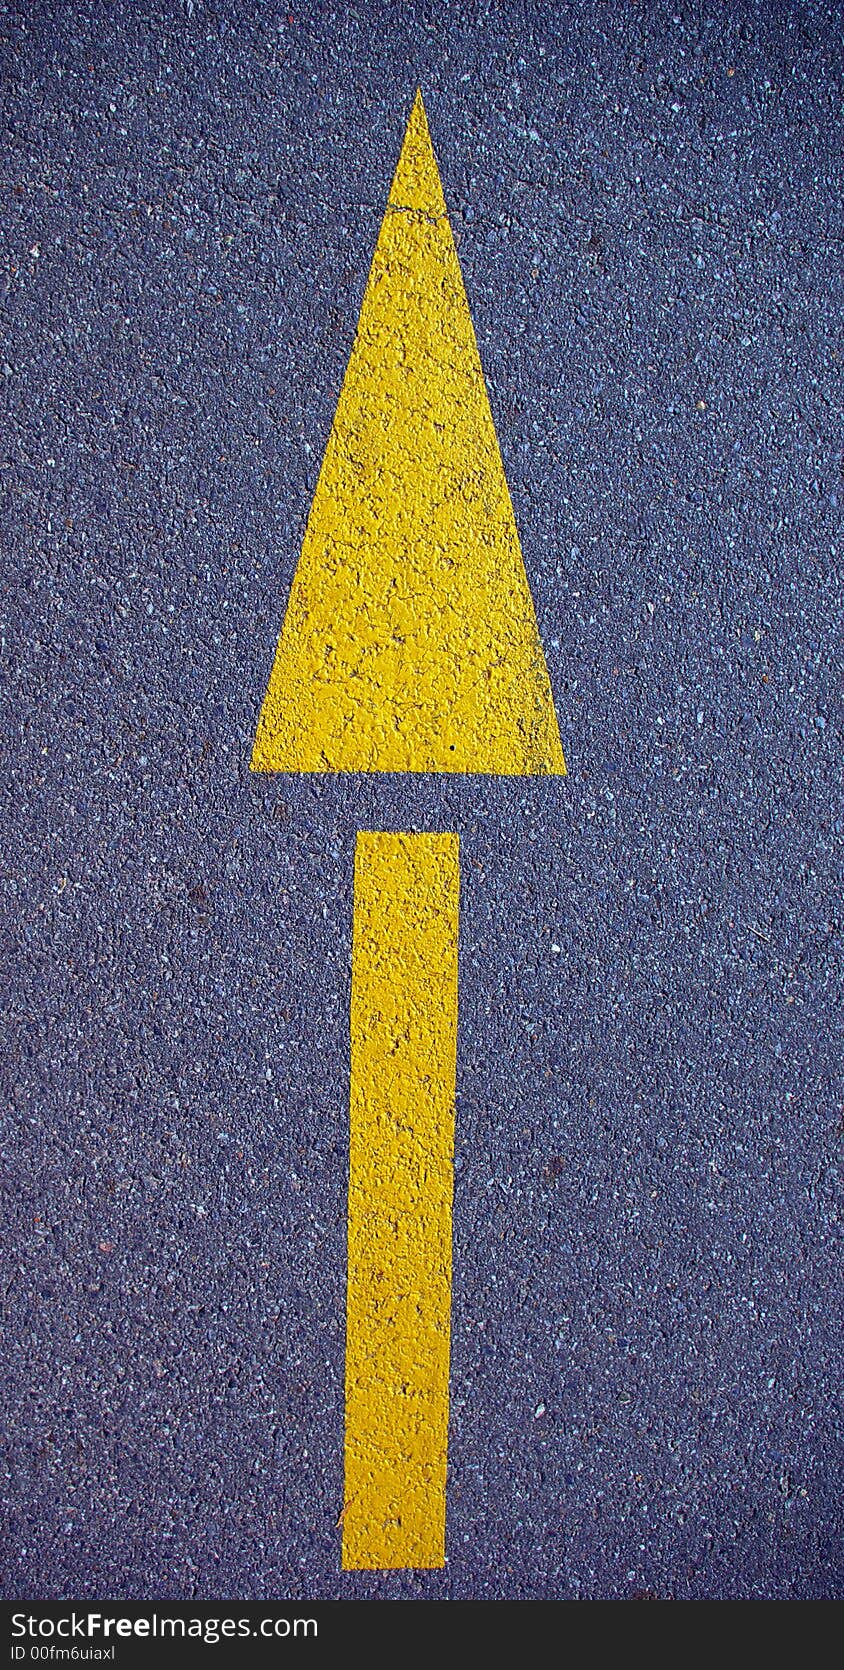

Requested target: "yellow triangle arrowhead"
[{"left": 252, "top": 91, "right": 566, "bottom": 776}]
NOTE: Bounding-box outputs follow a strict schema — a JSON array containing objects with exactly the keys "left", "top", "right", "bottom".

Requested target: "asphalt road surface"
[{"left": 2, "top": 0, "right": 842, "bottom": 1601}]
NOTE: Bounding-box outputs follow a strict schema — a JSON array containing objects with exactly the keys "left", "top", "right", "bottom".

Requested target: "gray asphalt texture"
[{"left": 2, "top": 0, "right": 842, "bottom": 1602}]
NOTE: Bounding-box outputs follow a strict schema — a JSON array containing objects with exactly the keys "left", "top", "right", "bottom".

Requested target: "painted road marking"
[
  {"left": 343, "top": 832, "right": 459, "bottom": 1571},
  {"left": 251, "top": 90, "right": 565, "bottom": 777},
  {"left": 251, "top": 92, "right": 565, "bottom": 1570}
]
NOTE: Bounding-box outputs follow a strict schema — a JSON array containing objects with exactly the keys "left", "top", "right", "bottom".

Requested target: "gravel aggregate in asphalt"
[{"left": 1, "top": 0, "right": 842, "bottom": 1599}]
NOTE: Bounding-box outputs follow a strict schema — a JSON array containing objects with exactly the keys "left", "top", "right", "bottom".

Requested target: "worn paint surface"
[
  {"left": 251, "top": 92, "right": 565, "bottom": 776},
  {"left": 343, "top": 832, "right": 459, "bottom": 1570}
]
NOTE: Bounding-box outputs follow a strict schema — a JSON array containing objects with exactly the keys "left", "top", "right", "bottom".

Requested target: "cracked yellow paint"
[
  {"left": 251, "top": 90, "right": 565, "bottom": 776},
  {"left": 342, "top": 832, "right": 459, "bottom": 1570}
]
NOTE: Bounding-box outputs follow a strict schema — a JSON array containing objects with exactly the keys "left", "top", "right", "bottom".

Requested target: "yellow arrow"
[
  {"left": 251, "top": 92, "right": 565, "bottom": 1572},
  {"left": 251, "top": 90, "right": 565, "bottom": 778}
]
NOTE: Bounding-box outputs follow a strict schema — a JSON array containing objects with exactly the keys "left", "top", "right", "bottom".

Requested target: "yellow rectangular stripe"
[{"left": 342, "top": 831, "right": 459, "bottom": 1570}]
